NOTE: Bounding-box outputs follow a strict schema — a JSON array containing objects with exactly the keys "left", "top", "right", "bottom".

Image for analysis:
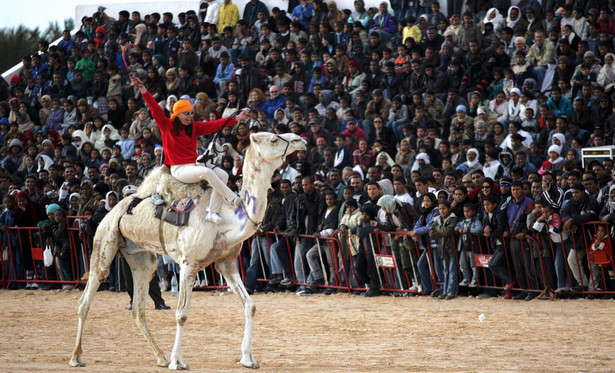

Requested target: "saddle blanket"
[{"left": 170, "top": 198, "right": 196, "bottom": 213}]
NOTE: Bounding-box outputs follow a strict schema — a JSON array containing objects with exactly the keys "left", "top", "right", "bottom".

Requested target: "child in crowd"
[
  {"left": 455, "top": 202, "right": 483, "bottom": 288},
  {"left": 588, "top": 224, "right": 611, "bottom": 291},
  {"left": 429, "top": 200, "right": 458, "bottom": 299},
  {"left": 533, "top": 203, "right": 570, "bottom": 294}
]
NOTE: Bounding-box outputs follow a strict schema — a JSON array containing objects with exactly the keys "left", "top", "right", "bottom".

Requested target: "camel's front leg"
[
  {"left": 216, "top": 259, "right": 259, "bottom": 369},
  {"left": 169, "top": 264, "right": 197, "bottom": 370}
]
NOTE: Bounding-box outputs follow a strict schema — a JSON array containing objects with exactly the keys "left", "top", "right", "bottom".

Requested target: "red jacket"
[{"left": 143, "top": 91, "right": 236, "bottom": 166}]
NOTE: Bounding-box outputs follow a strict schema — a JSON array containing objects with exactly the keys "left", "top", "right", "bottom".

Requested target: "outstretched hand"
[
  {"left": 130, "top": 75, "right": 147, "bottom": 93},
  {"left": 236, "top": 108, "right": 251, "bottom": 122}
]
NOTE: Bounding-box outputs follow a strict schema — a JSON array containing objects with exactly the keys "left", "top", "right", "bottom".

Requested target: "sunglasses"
[
  {"left": 182, "top": 111, "right": 194, "bottom": 116},
  {"left": 500, "top": 183, "right": 511, "bottom": 187}
]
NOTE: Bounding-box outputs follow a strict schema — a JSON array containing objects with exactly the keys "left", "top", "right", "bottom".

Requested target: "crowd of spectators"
[{"left": 1, "top": 0, "right": 615, "bottom": 300}]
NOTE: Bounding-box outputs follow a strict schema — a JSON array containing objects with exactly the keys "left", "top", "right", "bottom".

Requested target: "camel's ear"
[{"left": 250, "top": 133, "right": 260, "bottom": 144}]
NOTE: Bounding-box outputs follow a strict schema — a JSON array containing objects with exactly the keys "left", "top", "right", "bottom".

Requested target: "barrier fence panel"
[{"left": 4, "top": 227, "right": 81, "bottom": 289}]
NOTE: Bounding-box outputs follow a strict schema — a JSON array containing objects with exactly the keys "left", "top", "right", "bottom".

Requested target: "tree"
[{"left": 0, "top": 19, "right": 72, "bottom": 74}]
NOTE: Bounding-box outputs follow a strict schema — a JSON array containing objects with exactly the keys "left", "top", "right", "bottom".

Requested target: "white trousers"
[{"left": 170, "top": 164, "right": 234, "bottom": 213}]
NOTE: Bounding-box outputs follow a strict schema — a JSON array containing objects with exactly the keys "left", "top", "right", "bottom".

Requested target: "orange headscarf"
[{"left": 170, "top": 100, "right": 193, "bottom": 121}]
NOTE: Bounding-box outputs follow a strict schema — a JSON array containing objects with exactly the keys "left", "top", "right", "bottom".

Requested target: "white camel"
[{"left": 69, "top": 132, "right": 305, "bottom": 370}]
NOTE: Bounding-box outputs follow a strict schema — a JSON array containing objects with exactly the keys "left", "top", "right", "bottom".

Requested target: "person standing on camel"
[{"left": 130, "top": 75, "right": 250, "bottom": 224}]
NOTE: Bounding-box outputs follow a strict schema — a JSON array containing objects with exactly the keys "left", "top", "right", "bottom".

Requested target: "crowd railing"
[{"left": 2, "top": 221, "right": 614, "bottom": 298}]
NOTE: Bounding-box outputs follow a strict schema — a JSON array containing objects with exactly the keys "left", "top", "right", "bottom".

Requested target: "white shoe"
[
  {"left": 459, "top": 280, "right": 469, "bottom": 287},
  {"left": 469, "top": 281, "right": 477, "bottom": 288},
  {"left": 230, "top": 196, "right": 243, "bottom": 206},
  {"left": 205, "top": 212, "right": 224, "bottom": 224},
  {"left": 30, "top": 282, "right": 39, "bottom": 290},
  {"left": 409, "top": 285, "right": 419, "bottom": 292}
]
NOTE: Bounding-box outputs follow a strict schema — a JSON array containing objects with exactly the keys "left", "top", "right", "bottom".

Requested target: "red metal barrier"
[
  {"left": 3, "top": 219, "right": 614, "bottom": 298},
  {"left": 4, "top": 227, "right": 81, "bottom": 289}
]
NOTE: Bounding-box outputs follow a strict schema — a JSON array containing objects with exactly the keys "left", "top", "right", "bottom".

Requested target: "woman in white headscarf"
[
  {"left": 36, "top": 153, "right": 54, "bottom": 172},
  {"left": 598, "top": 53, "right": 615, "bottom": 88},
  {"left": 547, "top": 145, "right": 564, "bottom": 172},
  {"left": 94, "top": 124, "right": 121, "bottom": 150},
  {"left": 506, "top": 6, "right": 522, "bottom": 29},
  {"left": 551, "top": 133, "right": 569, "bottom": 158},
  {"left": 483, "top": 8, "right": 504, "bottom": 33},
  {"left": 507, "top": 88, "right": 525, "bottom": 124}
]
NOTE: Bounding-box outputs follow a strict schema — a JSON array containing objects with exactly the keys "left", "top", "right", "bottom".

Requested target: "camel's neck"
[{"left": 237, "top": 146, "right": 281, "bottom": 233}]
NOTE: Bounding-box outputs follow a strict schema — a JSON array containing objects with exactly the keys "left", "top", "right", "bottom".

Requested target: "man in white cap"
[{"left": 450, "top": 104, "right": 474, "bottom": 140}]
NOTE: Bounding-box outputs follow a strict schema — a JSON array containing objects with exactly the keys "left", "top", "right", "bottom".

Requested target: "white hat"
[
  {"left": 548, "top": 145, "right": 562, "bottom": 155},
  {"left": 122, "top": 185, "right": 138, "bottom": 196}
]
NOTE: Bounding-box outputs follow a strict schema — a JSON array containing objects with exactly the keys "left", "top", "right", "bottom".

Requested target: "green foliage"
[{"left": 0, "top": 19, "right": 73, "bottom": 74}]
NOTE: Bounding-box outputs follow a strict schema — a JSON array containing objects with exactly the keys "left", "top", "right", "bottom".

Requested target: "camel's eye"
[{"left": 271, "top": 137, "right": 278, "bottom": 143}]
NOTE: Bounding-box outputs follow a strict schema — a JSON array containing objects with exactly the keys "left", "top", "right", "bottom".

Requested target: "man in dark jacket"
[
  {"left": 483, "top": 194, "right": 510, "bottom": 297},
  {"left": 561, "top": 183, "right": 600, "bottom": 291},
  {"left": 285, "top": 176, "right": 323, "bottom": 292},
  {"left": 305, "top": 191, "right": 339, "bottom": 293},
  {"left": 268, "top": 179, "right": 297, "bottom": 287},
  {"left": 244, "top": 187, "right": 282, "bottom": 293}
]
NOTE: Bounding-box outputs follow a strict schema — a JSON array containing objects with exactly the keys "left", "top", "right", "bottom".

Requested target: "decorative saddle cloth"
[{"left": 149, "top": 193, "right": 197, "bottom": 227}]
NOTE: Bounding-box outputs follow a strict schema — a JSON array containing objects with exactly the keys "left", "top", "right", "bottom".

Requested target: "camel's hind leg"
[
  {"left": 69, "top": 234, "right": 121, "bottom": 367},
  {"left": 124, "top": 249, "right": 170, "bottom": 367},
  {"left": 216, "top": 258, "right": 259, "bottom": 369},
  {"left": 169, "top": 264, "right": 198, "bottom": 370}
]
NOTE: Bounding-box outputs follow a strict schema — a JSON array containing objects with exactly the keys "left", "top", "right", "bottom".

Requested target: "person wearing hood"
[
  {"left": 376, "top": 194, "right": 420, "bottom": 292},
  {"left": 343, "top": 60, "right": 366, "bottom": 98},
  {"left": 94, "top": 124, "right": 121, "bottom": 151},
  {"left": 354, "top": 204, "right": 382, "bottom": 297},
  {"left": 461, "top": 148, "right": 482, "bottom": 175},
  {"left": 597, "top": 53, "right": 615, "bottom": 88},
  {"left": 506, "top": 6, "right": 527, "bottom": 34},
  {"left": 498, "top": 148, "right": 514, "bottom": 178},
  {"left": 5, "top": 138, "right": 25, "bottom": 166},
  {"left": 411, "top": 152, "right": 434, "bottom": 179},
  {"left": 481, "top": 22, "right": 500, "bottom": 55},
  {"left": 547, "top": 144, "right": 564, "bottom": 172},
  {"left": 483, "top": 149, "right": 503, "bottom": 180},
  {"left": 482, "top": 8, "right": 504, "bottom": 33},
  {"left": 407, "top": 192, "right": 440, "bottom": 296}
]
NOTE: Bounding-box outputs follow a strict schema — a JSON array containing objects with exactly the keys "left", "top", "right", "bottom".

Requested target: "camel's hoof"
[
  {"left": 169, "top": 361, "right": 189, "bottom": 370},
  {"left": 157, "top": 355, "right": 170, "bottom": 367},
  {"left": 69, "top": 356, "right": 86, "bottom": 367},
  {"left": 239, "top": 359, "right": 260, "bottom": 369}
]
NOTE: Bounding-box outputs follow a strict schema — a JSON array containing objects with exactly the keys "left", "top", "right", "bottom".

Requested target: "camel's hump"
[{"left": 137, "top": 166, "right": 208, "bottom": 202}]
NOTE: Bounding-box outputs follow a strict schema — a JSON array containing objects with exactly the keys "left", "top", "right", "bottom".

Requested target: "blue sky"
[{"left": 0, "top": 1, "right": 77, "bottom": 31}]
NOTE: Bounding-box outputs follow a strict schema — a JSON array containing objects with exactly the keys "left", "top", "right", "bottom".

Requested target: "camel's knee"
[
  {"left": 246, "top": 300, "right": 256, "bottom": 318},
  {"left": 176, "top": 310, "right": 189, "bottom": 326},
  {"left": 131, "top": 307, "right": 143, "bottom": 321}
]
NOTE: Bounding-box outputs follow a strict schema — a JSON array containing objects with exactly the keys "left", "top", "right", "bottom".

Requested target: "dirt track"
[{"left": 1, "top": 289, "right": 614, "bottom": 372}]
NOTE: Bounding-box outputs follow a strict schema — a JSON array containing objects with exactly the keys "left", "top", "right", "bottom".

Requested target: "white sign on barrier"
[{"left": 375, "top": 255, "right": 395, "bottom": 268}]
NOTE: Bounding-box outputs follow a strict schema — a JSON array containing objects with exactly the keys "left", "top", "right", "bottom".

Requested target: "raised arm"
[{"left": 131, "top": 75, "right": 168, "bottom": 129}]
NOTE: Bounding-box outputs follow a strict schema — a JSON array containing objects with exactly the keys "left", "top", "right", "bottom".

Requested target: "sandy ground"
[{"left": 1, "top": 289, "right": 614, "bottom": 372}]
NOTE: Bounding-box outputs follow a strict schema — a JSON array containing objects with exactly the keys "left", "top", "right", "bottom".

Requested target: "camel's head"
[{"left": 249, "top": 132, "right": 306, "bottom": 162}]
